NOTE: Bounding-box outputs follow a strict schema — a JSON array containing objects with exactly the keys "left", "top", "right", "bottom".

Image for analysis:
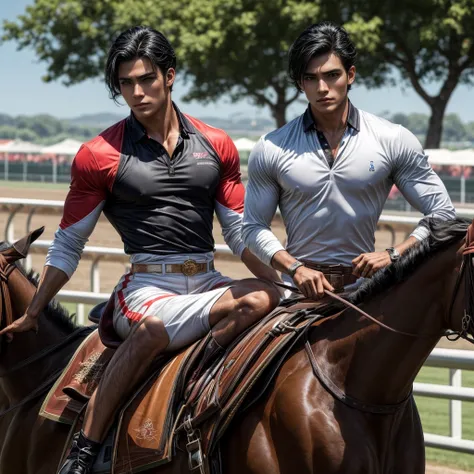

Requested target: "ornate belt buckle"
[
  {"left": 182, "top": 259, "right": 199, "bottom": 276},
  {"left": 328, "top": 274, "right": 344, "bottom": 292}
]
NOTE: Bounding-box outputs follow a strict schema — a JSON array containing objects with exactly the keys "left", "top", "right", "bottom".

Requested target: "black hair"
[
  {"left": 105, "top": 26, "right": 177, "bottom": 102},
  {"left": 288, "top": 21, "right": 357, "bottom": 92}
]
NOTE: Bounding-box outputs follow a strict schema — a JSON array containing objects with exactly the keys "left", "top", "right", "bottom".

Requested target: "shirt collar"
[
  {"left": 128, "top": 101, "right": 195, "bottom": 143},
  {"left": 302, "top": 100, "right": 360, "bottom": 133}
]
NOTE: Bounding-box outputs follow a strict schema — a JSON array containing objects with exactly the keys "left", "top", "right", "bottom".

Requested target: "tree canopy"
[{"left": 2, "top": 0, "right": 474, "bottom": 146}]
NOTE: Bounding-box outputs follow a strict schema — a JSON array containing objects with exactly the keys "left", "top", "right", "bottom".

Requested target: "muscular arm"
[
  {"left": 353, "top": 127, "right": 454, "bottom": 278},
  {"left": 213, "top": 134, "right": 280, "bottom": 282},
  {"left": 393, "top": 126, "right": 455, "bottom": 240},
  {"left": 243, "top": 138, "right": 332, "bottom": 298},
  {"left": 0, "top": 144, "right": 112, "bottom": 337},
  {"left": 242, "top": 138, "right": 285, "bottom": 266}
]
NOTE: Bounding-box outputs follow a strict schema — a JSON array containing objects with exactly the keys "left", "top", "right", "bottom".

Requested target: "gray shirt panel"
[{"left": 242, "top": 107, "right": 455, "bottom": 267}]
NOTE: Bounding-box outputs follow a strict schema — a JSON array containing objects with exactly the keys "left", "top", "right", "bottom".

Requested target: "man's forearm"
[
  {"left": 241, "top": 248, "right": 281, "bottom": 283},
  {"left": 270, "top": 249, "right": 300, "bottom": 276},
  {"left": 394, "top": 235, "right": 419, "bottom": 256},
  {"left": 27, "top": 265, "right": 70, "bottom": 318}
]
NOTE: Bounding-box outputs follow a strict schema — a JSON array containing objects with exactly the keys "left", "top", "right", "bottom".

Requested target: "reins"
[
  {"left": 276, "top": 282, "right": 445, "bottom": 339},
  {"left": 0, "top": 326, "right": 93, "bottom": 377},
  {"left": 0, "top": 255, "right": 94, "bottom": 416}
]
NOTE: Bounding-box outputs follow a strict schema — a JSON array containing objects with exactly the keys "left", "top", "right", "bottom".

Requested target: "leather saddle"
[{"left": 46, "top": 295, "right": 340, "bottom": 474}]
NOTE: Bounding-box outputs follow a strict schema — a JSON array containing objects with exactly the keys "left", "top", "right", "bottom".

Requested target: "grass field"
[
  {"left": 416, "top": 367, "right": 474, "bottom": 470},
  {"left": 0, "top": 179, "right": 69, "bottom": 190}
]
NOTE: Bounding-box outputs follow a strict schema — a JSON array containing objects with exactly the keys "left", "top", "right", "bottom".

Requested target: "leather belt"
[
  {"left": 131, "top": 259, "right": 215, "bottom": 277},
  {"left": 300, "top": 261, "right": 358, "bottom": 291}
]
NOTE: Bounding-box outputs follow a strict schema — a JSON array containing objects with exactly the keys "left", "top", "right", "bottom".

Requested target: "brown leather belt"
[
  {"left": 300, "top": 261, "right": 357, "bottom": 291},
  {"left": 131, "top": 259, "right": 215, "bottom": 277}
]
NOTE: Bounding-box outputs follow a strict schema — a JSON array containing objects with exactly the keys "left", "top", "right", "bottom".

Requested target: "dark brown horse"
[{"left": 0, "top": 218, "right": 473, "bottom": 474}]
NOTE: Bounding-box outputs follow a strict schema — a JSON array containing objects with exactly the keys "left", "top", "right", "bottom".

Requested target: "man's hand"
[
  {"left": 292, "top": 266, "right": 334, "bottom": 300},
  {"left": 352, "top": 251, "right": 391, "bottom": 278},
  {"left": 0, "top": 313, "right": 39, "bottom": 342}
]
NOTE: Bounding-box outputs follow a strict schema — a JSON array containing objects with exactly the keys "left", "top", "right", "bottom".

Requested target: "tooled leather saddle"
[{"left": 42, "top": 294, "right": 340, "bottom": 474}]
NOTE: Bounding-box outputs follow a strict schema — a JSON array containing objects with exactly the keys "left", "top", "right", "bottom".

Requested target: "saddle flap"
[
  {"left": 113, "top": 342, "right": 199, "bottom": 474},
  {"left": 40, "top": 329, "right": 114, "bottom": 424}
]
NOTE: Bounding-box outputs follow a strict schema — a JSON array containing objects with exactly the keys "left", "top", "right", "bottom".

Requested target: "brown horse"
[
  {"left": 0, "top": 229, "right": 93, "bottom": 474},
  {"left": 0, "top": 218, "right": 473, "bottom": 474}
]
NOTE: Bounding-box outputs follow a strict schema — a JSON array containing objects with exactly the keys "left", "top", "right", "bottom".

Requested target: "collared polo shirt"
[
  {"left": 46, "top": 103, "right": 245, "bottom": 278},
  {"left": 242, "top": 102, "right": 455, "bottom": 267}
]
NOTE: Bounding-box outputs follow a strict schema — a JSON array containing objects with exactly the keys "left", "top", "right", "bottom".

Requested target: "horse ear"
[{"left": 2, "top": 227, "right": 45, "bottom": 262}]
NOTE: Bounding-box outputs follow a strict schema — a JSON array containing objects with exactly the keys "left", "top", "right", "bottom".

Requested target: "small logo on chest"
[
  {"left": 193, "top": 152, "right": 209, "bottom": 159},
  {"left": 369, "top": 161, "right": 375, "bottom": 172}
]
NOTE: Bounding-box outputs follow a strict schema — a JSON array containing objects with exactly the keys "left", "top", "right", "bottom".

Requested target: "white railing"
[
  {"left": 3, "top": 198, "right": 474, "bottom": 456},
  {"left": 414, "top": 349, "right": 474, "bottom": 454}
]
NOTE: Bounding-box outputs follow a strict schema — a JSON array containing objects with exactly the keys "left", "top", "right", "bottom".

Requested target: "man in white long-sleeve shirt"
[{"left": 242, "top": 21, "right": 455, "bottom": 300}]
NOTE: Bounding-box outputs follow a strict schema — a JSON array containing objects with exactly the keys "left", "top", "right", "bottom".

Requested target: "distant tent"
[
  {"left": 425, "top": 149, "right": 454, "bottom": 165},
  {"left": 41, "top": 138, "right": 83, "bottom": 156},
  {"left": 0, "top": 140, "right": 43, "bottom": 154},
  {"left": 233, "top": 137, "right": 257, "bottom": 152}
]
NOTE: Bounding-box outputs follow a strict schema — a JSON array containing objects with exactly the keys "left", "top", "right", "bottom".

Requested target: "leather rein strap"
[
  {"left": 275, "top": 282, "right": 444, "bottom": 339},
  {"left": 0, "top": 255, "right": 15, "bottom": 330}
]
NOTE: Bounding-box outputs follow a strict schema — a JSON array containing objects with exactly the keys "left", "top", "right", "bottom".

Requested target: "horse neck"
[
  {"left": 313, "top": 241, "right": 460, "bottom": 406},
  {"left": 0, "top": 267, "right": 74, "bottom": 403},
  {"left": 6, "top": 265, "right": 37, "bottom": 317}
]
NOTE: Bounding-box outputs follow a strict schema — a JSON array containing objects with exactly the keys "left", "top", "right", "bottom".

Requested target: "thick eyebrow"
[
  {"left": 118, "top": 71, "right": 157, "bottom": 81},
  {"left": 303, "top": 69, "right": 342, "bottom": 77}
]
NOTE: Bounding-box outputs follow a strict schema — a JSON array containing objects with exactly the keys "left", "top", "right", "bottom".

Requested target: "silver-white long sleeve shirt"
[{"left": 242, "top": 103, "right": 456, "bottom": 267}]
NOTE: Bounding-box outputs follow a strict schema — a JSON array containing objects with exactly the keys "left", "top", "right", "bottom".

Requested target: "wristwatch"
[
  {"left": 385, "top": 247, "right": 401, "bottom": 262},
  {"left": 288, "top": 260, "right": 305, "bottom": 278}
]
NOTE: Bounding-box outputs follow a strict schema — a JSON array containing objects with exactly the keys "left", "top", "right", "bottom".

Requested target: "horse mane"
[
  {"left": 0, "top": 242, "right": 77, "bottom": 334},
  {"left": 349, "top": 217, "right": 470, "bottom": 306}
]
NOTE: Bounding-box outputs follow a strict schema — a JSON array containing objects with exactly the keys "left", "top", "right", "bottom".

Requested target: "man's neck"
[
  {"left": 138, "top": 98, "right": 180, "bottom": 143},
  {"left": 310, "top": 98, "right": 349, "bottom": 134}
]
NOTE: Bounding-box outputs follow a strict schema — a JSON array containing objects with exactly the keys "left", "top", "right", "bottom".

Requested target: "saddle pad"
[
  {"left": 112, "top": 341, "right": 199, "bottom": 474},
  {"left": 40, "top": 329, "right": 114, "bottom": 424}
]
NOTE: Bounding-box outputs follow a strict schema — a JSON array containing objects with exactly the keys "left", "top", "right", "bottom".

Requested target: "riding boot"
[
  {"left": 57, "top": 430, "right": 101, "bottom": 474},
  {"left": 185, "top": 337, "right": 224, "bottom": 399}
]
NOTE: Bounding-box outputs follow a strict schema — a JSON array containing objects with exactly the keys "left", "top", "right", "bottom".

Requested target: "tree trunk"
[
  {"left": 270, "top": 91, "right": 288, "bottom": 129},
  {"left": 424, "top": 99, "right": 449, "bottom": 149}
]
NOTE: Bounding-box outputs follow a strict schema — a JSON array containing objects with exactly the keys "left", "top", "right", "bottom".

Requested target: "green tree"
[
  {"left": 0, "top": 125, "right": 17, "bottom": 139},
  {"left": 442, "top": 113, "right": 466, "bottom": 142},
  {"left": 345, "top": 0, "right": 474, "bottom": 148},
  {"left": 1, "top": 0, "right": 328, "bottom": 127},
  {"left": 465, "top": 122, "right": 474, "bottom": 142},
  {"left": 3, "top": 0, "right": 474, "bottom": 141},
  {"left": 16, "top": 128, "right": 40, "bottom": 141}
]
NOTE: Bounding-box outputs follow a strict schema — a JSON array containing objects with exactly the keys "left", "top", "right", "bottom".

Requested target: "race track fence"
[{"left": 2, "top": 197, "right": 474, "bottom": 455}]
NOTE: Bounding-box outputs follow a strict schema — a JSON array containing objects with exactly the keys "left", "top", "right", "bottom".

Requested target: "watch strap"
[{"left": 288, "top": 260, "right": 304, "bottom": 278}]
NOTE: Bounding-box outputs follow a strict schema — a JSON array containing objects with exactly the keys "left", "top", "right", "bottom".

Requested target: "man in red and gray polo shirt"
[{"left": 0, "top": 26, "right": 279, "bottom": 474}]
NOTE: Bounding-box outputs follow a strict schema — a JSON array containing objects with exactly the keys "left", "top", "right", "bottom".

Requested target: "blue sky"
[{"left": 1, "top": 0, "right": 474, "bottom": 122}]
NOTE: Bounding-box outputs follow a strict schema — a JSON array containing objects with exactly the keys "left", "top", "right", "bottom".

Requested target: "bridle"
[
  {"left": 445, "top": 224, "right": 474, "bottom": 343},
  {"left": 0, "top": 254, "right": 92, "bottom": 416}
]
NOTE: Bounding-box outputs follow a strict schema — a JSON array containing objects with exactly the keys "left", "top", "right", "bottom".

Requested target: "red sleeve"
[
  {"left": 60, "top": 121, "right": 123, "bottom": 229},
  {"left": 184, "top": 115, "right": 244, "bottom": 213},
  {"left": 215, "top": 135, "right": 244, "bottom": 213}
]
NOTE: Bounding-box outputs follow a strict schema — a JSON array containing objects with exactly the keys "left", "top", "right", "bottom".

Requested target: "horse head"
[{"left": 0, "top": 227, "right": 44, "bottom": 331}]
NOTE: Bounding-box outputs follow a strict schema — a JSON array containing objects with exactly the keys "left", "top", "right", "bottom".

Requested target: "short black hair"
[
  {"left": 105, "top": 26, "right": 177, "bottom": 102},
  {"left": 288, "top": 22, "right": 357, "bottom": 92}
]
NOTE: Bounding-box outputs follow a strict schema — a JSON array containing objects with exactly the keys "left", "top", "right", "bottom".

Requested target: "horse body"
[
  {"left": 0, "top": 219, "right": 472, "bottom": 473},
  {"left": 220, "top": 230, "right": 464, "bottom": 474}
]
